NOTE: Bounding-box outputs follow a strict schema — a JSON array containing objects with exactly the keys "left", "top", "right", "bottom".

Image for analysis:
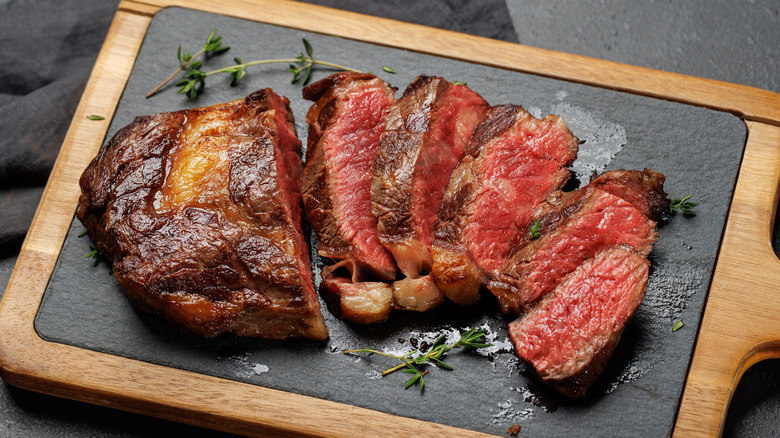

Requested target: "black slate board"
[{"left": 35, "top": 7, "right": 746, "bottom": 437}]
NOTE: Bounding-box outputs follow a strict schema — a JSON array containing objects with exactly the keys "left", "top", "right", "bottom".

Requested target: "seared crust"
[
  {"left": 78, "top": 89, "right": 328, "bottom": 340},
  {"left": 588, "top": 168, "right": 669, "bottom": 221},
  {"left": 372, "top": 75, "right": 447, "bottom": 242}
]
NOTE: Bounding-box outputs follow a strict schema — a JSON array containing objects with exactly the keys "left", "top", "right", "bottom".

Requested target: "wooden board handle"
[{"left": 675, "top": 121, "right": 780, "bottom": 437}]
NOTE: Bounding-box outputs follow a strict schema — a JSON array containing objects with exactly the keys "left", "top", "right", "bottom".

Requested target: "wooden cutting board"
[{"left": 1, "top": 1, "right": 779, "bottom": 437}]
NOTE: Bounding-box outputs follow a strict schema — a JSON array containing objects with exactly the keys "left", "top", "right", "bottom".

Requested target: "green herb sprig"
[
  {"left": 146, "top": 28, "right": 230, "bottom": 98},
  {"left": 343, "top": 328, "right": 491, "bottom": 391},
  {"left": 174, "top": 37, "right": 362, "bottom": 101},
  {"left": 150, "top": 28, "right": 366, "bottom": 101},
  {"left": 86, "top": 244, "right": 103, "bottom": 267},
  {"left": 669, "top": 195, "right": 697, "bottom": 215},
  {"left": 672, "top": 320, "right": 685, "bottom": 332},
  {"left": 529, "top": 218, "right": 542, "bottom": 239}
]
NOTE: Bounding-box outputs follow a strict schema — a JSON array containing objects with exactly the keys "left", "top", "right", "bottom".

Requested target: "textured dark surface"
[
  {"left": 0, "top": 0, "right": 778, "bottom": 437},
  {"left": 35, "top": 7, "right": 745, "bottom": 437}
]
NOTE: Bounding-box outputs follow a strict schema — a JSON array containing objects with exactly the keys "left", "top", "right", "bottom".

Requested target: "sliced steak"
[
  {"left": 490, "top": 169, "right": 667, "bottom": 314},
  {"left": 588, "top": 168, "right": 669, "bottom": 221},
  {"left": 77, "top": 89, "right": 328, "bottom": 340},
  {"left": 372, "top": 75, "right": 489, "bottom": 280},
  {"left": 508, "top": 244, "right": 649, "bottom": 398},
  {"left": 432, "top": 105, "right": 579, "bottom": 305},
  {"left": 302, "top": 72, "right": 398, "bottom": 282}
]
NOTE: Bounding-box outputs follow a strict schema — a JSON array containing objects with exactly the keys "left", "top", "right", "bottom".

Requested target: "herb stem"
[
  {"left": 343, "top": 328, "right": 491, "bottom": 390},
  {"left": 146, "top": 65, "right": 188, "bottom": 98},
  {"left": 201, "top": 58, "right": 361, "bottom": 79}
]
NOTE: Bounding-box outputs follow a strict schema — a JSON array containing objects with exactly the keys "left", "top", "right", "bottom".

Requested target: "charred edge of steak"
[
  {"left": 588, "top": 168, "right": 669, "bottom": 221},
  {"left": 489, "top": 178, "right": 659, "bottom": 315},
  {"left": 302, "top": 72, "right": 398, "bottom": 281},
  {"left": 372, "top": 75, "right": 451, "bottom": 240},
  {"left": 372, "top": 75, "right": 489, "bottom": 279},
  {"left": 509, "top": 244, "right": 649, "bottom": 399},
  {"left": 78, "top": 89, "right": 328, "bottom": 340}
]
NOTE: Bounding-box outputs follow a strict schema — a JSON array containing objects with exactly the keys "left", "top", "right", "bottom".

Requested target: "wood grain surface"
[{"left": 0, "top": 0, "right": 778, "bottom": 436}]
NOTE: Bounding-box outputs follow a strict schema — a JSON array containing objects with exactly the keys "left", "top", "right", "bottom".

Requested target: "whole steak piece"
[
  {"left": 432, "top": 105, "right": 579, "bottom": 306},
  {"left": 302, "top": 72, "right": 398, "bottom": 282},
  {"left": 508, "top": 244, "right": 650, "bottom": 398},
  {"left": 489, "top": 169, "right": 668, "bottom": 314},
  {"left": 372, "top": 75, "right": 489, "bottom": 280},
  {"left": 77, "top": 89, "right": 328, "bottom": 340}
]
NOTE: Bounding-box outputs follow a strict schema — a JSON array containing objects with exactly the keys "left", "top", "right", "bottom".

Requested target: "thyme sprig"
[
  {"left": 344, "top": 328, "right": 491, "bottom": 391},
  {"left": 146, "top": 28, "right": 230, "bottom": 98},
  {"left": 669, "top": 194, "right": 697, "bottom": 215},
  {"left": 153, "top": 30, "right": 362, "bottom": 101},
  {"left": 529, "top": 218, "right": 542, "bottom": 239},
  {"left": 86, "top": 245, "right": 103, "bottom": 267}
]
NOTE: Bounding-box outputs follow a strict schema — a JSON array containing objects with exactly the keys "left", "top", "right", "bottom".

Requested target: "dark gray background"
[{"left": 1, "top": 0, "right": 778, "bottom": 437}]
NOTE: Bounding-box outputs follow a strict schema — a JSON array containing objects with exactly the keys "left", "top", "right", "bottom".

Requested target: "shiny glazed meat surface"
[{"left": 77, "top": 89, "right": 328, "bottom": 340}]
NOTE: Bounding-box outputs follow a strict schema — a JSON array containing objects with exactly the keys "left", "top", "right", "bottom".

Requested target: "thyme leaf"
[
  {"left": 529, "top": 218, "right": 542, "bottom": 239},
  {"left": 669, "top": 194, "right": 697, "bottom": 215},
  {"left": 86, "top": 115, "right": 105, "bottom": 120},
  {"left": 86, "top": 245, "right": 103, "bottom": 267},
  {"left": 672, "top": 320, "right": 685, "bottom": 332},
  {"left": 382, "top": 65, "right": 397, "bottom": 74},
  {"left": 343, "top": 328, "right": 491, "bottom": 391}
]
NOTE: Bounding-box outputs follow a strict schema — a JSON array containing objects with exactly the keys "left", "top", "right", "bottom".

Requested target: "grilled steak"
[
  {"left": 432, "top": 105, "right": 579, "bottom": 305},
  {"left": 77, "top": 89, "right": 328, "bottom": 340},
  {"left": 372, "top": 75, "right": 489, "bottom": 280},
  {"left": 302, "top": 72, "right": 398, "bottom": 281},
  {"left": 508, "top": 244, "right": 650, "bottom": 398},
  {"left": 301, "top": 73, "right": 398, "bottom": 324},
  {"left": 588, "top": 168, "right": 669, "bottom": 221},
  {"left": 489, "top": 169, "right": 667, "bottom": 314}
]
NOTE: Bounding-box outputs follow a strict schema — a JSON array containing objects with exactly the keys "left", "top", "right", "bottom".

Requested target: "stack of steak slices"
[
  {"left": 301, "top": 73, "right": 399, "bottom": 323},
  {"left": 300, "top": 72, "right": 668, "bottom": 397},
  {"left": 78, "top": 89, "right": 329, "bottom": 340},
  {"left": 494, "top": 169, "right": 669, "bottom": 397},
  {"left": 372, "top": 75, "right": 490, "bottom": 312},
  {"left": 431, "top": 104, "right": 580, "bottom": 306}
]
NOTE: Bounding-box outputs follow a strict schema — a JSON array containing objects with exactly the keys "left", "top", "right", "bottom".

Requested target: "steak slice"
[
  {"left": 508, "top": 244, "right": 649, "bottom": 398},
  {"left": 302, "top": 72, "right": 398, "bottom": 281},
  {"left": 432, "top": 105, "right": 579, "bottom": 305},
  {"left": 77, "top": 89, "right": 328, "bottom": 340},
  {"left": 489, "top": 169, "right": 667, "bottom": 314},
  {"left": 588, "top": 168, "right": 669, "bottom": 221},
  {"left": 372, "top": 75, "right": 489, "bottom": 279}
]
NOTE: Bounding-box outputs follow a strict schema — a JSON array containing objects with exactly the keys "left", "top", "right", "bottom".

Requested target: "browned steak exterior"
[
  {"left": 302, "top": 72, "right": 398, "bottom": 281},
  {"left": 508, "top": 245, "right": 650, "bottom": 398},
  {"left": 372, "top": 75, "right": 489, "bottom": 279},
  {"left": 489, "top": 169, "right": 667, "bottom": 314},
  {"left": 77, "top": 89, "right": 328, "bottom": 340},
  {"left": 432, "top": 105, "right": 579, "bottom": 305},
  {"left": 588, "top": 168, "right": 669, "bottom": 221}
]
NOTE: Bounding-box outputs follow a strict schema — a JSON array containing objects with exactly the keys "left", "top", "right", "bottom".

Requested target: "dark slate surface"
[{"left": 32, "top": 8, "right": 747, "bottom": 437}]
